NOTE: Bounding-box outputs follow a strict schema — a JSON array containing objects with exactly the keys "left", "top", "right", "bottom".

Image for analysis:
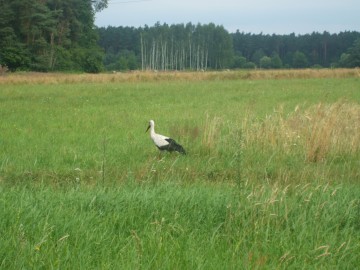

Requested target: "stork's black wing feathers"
[{"left": 164, "top": 138, "right": 186, "bottom": 154}]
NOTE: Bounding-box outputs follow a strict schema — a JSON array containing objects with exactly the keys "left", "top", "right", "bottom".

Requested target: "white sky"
[{"left": 95, "top": 0, "right": 360, "bottom": 34}]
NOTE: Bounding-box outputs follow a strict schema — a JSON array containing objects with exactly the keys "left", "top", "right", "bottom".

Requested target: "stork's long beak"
[{"left": 145, "top": 125, "right": 150, "bottom": 133}]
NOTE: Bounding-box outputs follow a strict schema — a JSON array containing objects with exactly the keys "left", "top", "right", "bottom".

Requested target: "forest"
[
  {"left": 0, "top": 0, "right": 108, "bottom": 72},
  {"left": 98, "top": 24, "right": 360, "bottom": 71},
  {"left": 0, "top": 0, "right": 360, "bottom": 72}
]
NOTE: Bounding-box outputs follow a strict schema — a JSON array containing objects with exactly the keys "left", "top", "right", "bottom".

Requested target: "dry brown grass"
[
  {"left": 168, "top": 100, "right": 359, "bottom": 164},
  {"left": 243, "top": 101, "right": 360, "bottom": 162},
  {"left": 201, "top": 114, "right": 222, "bottom": 152},
  {"left": 303, "top": 102, "right": 360, "bottom": 162},
  {"left": 0, "top": 64, "right": 9, "bottom": 75},
  {"left": 0, "top": 69, "right": 359, "bottom": 85}
]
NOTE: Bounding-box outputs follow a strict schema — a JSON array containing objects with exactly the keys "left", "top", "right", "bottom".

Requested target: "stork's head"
[{"left": 146, "top": 120, "right": 154, "bottom": 132}]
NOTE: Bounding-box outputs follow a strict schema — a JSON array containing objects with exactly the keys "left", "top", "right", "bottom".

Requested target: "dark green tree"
[
  {"left": 293, "top": 51, "right": 308, "bottom": 68},
  {"left": 0, "top": 0, "right": 30, "bottom": 70},
  {"left": 251, "top": 49, "right": 265, "bottom": 67},
  {"left": 0, "top": 0, "right": 106, "bottom": 72},
  {"left": 338, "top": 53, "right": 351, "bottom": 67},
  {"left": 260, "top": 56, "right": 271, "bottom": 69},
  {"left": 92, "top": 0, "right": 108, "bottom": 12},
  {"left": 346, "top": 38, "right": 360, "bottom": 67},
  {"left": 271, "top": 53, "right": 283, "bottom": 69},
  {"left": 232, "top": 55, "right": 247, "bottom": 69}
]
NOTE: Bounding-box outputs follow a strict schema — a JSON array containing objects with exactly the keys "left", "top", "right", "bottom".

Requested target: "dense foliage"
[
  {"left": 1, "top": 0, "right": 360, "bottom": 72},
  {"left": 0, "top": 0, "right": 107, "bottom": 72},
  {"left": 98, "top": 23, "right": 360, "bottom": 71},
  {"left": 232, "top": 31, "right": 360, "bottom": 68},
  {"left": 98, "top": 22, "right": 233, "bottom": 71}
]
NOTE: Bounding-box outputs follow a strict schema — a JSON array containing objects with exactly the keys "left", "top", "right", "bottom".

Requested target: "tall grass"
[
  {"left": 0, "top": 72, "right": 359, "bottom": 268},
  {"left": 1, "top": 76, "right": 359, "bottom": 185},
  {"left": 0, "top": 68, "right": 359, "bottom": 85},
  {"left": 1, "top": 181, "right": 359, "bottom": 269},
  {"left": 242, "top": 101, "right": 360, "bottom": 163}
]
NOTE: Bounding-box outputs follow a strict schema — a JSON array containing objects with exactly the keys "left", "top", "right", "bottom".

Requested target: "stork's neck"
[{"left": 149, "top": 124, "right": 156, "bottom": 138}]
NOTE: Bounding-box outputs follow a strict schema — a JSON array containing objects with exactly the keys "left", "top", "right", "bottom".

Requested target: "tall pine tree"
[{"left": 0, "top": 0, "right": 107, "bottom": 72}]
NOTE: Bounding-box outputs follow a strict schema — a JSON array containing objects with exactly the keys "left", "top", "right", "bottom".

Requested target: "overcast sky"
[{"left": 95, "top": 0, "right": 360, "bottom": 34}]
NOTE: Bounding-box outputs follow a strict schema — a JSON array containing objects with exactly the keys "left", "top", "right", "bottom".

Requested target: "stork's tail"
[
  {"left": 166, "top": 138, "right": 186, "bottom": 155},
  {"left": 170, "top": 140, "right": 186, "bottom": 154},
  {"left": 174, "top": 143, "right": 186, "bottom": 155}
]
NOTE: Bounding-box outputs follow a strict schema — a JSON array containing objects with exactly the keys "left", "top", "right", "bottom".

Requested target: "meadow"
[{"left": 0, "top": 70, "right": 359, "bottom": 269}]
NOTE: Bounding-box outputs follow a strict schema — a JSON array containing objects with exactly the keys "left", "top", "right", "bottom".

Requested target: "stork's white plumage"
[{"left": 146, "top": 120, "right": 186, "bottom": 154}]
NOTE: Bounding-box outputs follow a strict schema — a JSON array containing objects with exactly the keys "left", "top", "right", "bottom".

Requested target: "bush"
[
  {"left": 293, "top": 51, "right": 309, "bottom": 68},
  {"left": 243, "top": 62, "right": 256, "bottom": 69}
]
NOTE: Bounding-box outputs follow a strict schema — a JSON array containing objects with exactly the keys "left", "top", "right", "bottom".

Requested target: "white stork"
[{"left": 146, "top": 120, "right": 186, "bottom": 154}]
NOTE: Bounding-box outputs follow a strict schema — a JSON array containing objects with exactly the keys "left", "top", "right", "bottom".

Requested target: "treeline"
[
  {"left": 138, "top": 22, "right": 233, "bottom": 70},
  {"left": 1, "top": 2, "right": 360, "bottom": 73},
  {"left": 98, "top": 22, "right": 233, "bottom": 71},
  {"left": 98, "top": 23, "right": 360, "bottom": 71},
  {"left": 233, "top": 31, "right": 360, "bottom": 69},
  {"left": 0, "top": 0, "right": 108, "bottom": 72}
]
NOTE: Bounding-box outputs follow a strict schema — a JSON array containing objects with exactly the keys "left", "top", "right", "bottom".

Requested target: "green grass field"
[{"left": 1, "top": 70, "right": 359, "bottom": 269}]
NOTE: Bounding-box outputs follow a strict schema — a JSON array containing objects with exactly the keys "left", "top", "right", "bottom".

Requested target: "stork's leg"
[{"left": 157, "top": 150, "right": 164, "bottom": 160}]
